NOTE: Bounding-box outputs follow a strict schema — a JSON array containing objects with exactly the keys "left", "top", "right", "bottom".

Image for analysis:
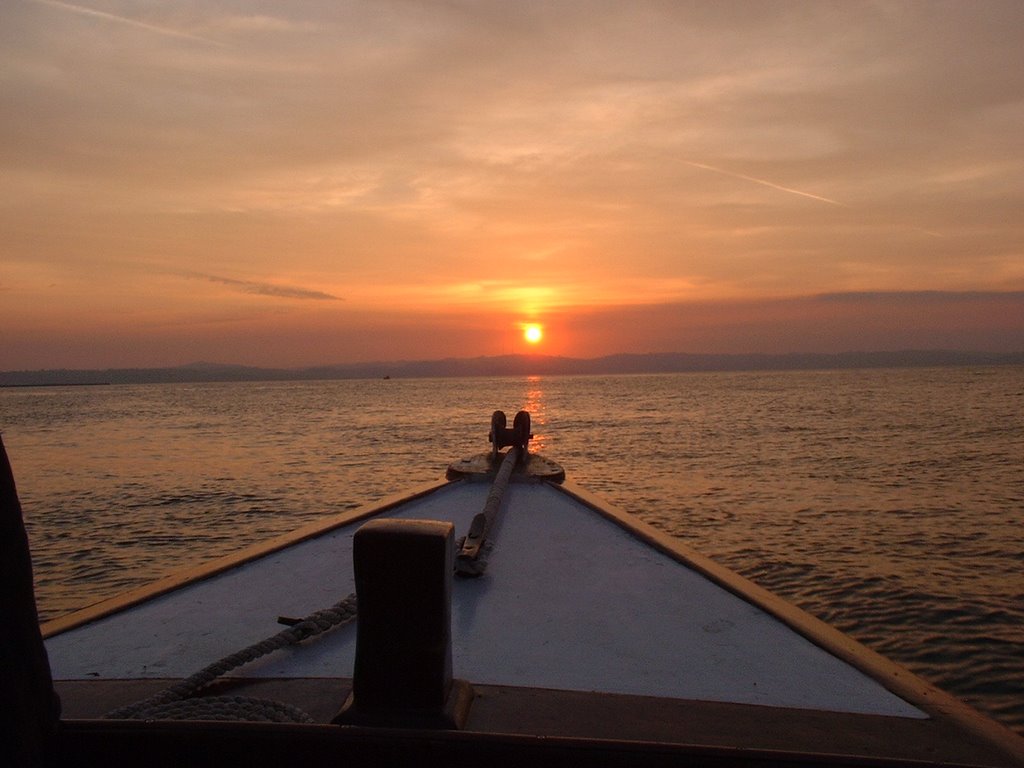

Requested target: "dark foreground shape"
[
  {"left": 334, "top": 518, "right": 473, "bottom": 729},
  {"left": 0, "top": 435, "right": 61, "bottom": 767}
]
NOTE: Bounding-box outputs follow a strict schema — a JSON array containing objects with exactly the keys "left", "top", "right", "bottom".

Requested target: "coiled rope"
[{"left": 106, "top": 593, "right": 358, "bottom": 722}]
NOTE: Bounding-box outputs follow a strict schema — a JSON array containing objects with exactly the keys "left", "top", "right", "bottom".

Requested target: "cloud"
[
  {"left": 815, "top": 290, "right": 1024, "bottom": 305},
  {"left": 3, "top": 2, "right": 1023, "bottom": 370},
  {"left": 187, "top": 272, "right": 342, "bottom": 301},
  {"left": 561, "top": 290, "right": 1024, "bottom": 358}
]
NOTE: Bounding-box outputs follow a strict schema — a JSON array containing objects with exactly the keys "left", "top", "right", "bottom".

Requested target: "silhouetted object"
[
  {"left": 0, "top": 435, "right": 61, "bottom": 766},
  {"left": 488, "top": 409, "right": 531, "bottom": 459},
  {"left": 334, "top": 518, "right": 472, "bottom": 728}
]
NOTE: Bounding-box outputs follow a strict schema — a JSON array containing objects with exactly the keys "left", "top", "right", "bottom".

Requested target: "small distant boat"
[{"left": 4, "top": 412, "right": 1024, "bottom": 767}]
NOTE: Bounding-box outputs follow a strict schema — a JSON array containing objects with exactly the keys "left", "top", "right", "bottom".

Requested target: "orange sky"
[{"left": 2, "top": 1, "right": 1023, "bottom": 369}]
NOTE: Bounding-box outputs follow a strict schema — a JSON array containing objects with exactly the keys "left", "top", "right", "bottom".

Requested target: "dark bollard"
[{"left": 333, "top": 518, "right": 473, "bottom": 729}]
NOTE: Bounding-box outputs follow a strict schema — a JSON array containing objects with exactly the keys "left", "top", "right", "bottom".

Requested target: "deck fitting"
[{"left": 333, "top": 518, "right": 473, "bottom": 729}]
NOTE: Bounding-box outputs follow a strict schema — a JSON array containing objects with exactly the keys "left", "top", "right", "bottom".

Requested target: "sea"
[{"left": 1, "top": 366, "right": 1021, "bottom": 734}]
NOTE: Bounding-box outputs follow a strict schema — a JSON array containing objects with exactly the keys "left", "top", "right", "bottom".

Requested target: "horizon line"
[{"left": 3, "top": 349, "right": 1022, "bottom": 385}]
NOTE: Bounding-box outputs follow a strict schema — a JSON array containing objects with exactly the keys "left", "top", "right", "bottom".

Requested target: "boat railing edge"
[
  {"left": 552, "top": 479, "right": 1024, "bottom": 767},
  {"left": 54, "top": 716, "right": 1012, "bottom": 768},
  {"left": 39, "top": 477, "right": 454, "bottom": 639}
]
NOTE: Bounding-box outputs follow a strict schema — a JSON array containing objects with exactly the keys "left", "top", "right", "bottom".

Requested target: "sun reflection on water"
[{"left": 522, "top": 375, "right": 547, "bottom": 453}]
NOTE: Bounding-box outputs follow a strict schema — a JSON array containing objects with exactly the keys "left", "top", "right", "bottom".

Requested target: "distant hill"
[{"left": 2, "top": 350, "right": 1022, "bottom": 387}]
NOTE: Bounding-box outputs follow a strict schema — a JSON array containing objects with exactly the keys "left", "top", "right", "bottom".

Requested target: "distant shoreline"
[
  {"left": 2, "top": 350, "right": 1021, "bottom": 388},
  {"left": 0, "top": 382, "right": 111, "bottom": 389}
]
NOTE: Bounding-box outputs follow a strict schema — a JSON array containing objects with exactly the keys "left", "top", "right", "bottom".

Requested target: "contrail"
[
  {"left": 30, "top": 0, "right": 226, "bottom": 47},
  {"left": 682, "top": 160, "right": 949, "bottom": 236},
  {"left": 683, "top": 160, "right": 846, "bottom": 206}
]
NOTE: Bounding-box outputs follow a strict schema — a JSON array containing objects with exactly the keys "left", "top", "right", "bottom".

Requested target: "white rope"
[{"left": 106, "top": 593, "right": 357, "bottom": 722}]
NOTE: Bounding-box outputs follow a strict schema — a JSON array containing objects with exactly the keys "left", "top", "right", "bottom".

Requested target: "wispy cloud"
[
  {"left": 816, "top": 290, "right": 1024, "bottom": 304},
  {"left": 187, "top": 273, "right": 341, "bottom": 301},
  {"left": 30, "top": 0, "right": 227, "bottom": 47}
]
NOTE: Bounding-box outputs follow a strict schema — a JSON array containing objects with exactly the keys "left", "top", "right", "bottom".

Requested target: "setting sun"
[{"left": 524, "top": 324, "right": 543, "bottom": 344}]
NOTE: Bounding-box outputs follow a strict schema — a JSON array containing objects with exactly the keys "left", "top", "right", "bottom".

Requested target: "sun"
[{"left": 523, "top": 324, "right": 543, "bottom": 344}]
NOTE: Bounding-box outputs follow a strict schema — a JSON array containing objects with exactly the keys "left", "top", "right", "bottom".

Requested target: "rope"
[
  {"left": 456, "top": 446, "right": 518, "bottom": 576},
  {"left": 106, "top": 593, "right": 357, "bottom": 722},
  {"left": 107, "top": 438, "right": 524, "bottom": 720},
  {"left": 120, "top": 696, "right": 317, "bottom": 723},
  {"left": 453, "top": 537, "right": 494, "bottom": 577}
]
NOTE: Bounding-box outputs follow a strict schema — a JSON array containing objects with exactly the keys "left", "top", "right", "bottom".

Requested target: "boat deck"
[
  {"left": 46, "top": 480, "right": 917, "bottom": 715},
  {"left": 42, "top": 475, "right": 1024, "bottom": 767}
]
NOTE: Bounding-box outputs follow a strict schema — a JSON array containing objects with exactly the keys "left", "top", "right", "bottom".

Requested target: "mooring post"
[{"left": 333, "top": 518, "right": 473, "bottom": 728}]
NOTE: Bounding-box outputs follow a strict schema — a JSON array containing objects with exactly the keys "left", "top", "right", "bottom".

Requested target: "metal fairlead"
[{"left": 489, "top": 410, "right": 531, "bottom": 460}]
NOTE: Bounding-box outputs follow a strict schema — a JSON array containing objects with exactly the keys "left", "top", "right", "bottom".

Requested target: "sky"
[{"left": 2, "top": 0, "right": 1023, "bottom": 370}]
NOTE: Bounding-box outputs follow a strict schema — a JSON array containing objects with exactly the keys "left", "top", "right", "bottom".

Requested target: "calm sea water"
[{"left": 1, "top": 367, "right": 1021, "bottom": 733}]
